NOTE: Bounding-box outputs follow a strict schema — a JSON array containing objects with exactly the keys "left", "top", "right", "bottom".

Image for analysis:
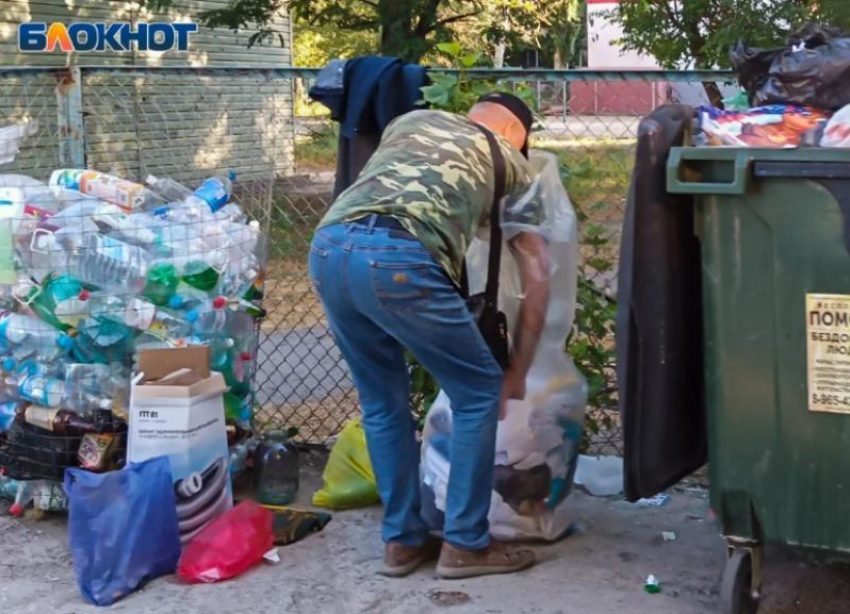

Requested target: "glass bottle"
[{"left": 253, "top": 430, "right": 299, "bottom": 506}]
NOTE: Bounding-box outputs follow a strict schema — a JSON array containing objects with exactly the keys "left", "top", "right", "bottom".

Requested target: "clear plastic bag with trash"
[{"left": 420, "top": 150, "right": 588, "bottom": 541}]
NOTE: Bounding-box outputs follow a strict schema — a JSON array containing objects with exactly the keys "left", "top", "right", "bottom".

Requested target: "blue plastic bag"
[{"left": 65, "top": 456, "right": 181, "bottom": 606}]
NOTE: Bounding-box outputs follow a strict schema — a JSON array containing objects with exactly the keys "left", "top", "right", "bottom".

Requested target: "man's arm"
[{"left": 500, "top": 231, "right": 551, "bottom": 417}]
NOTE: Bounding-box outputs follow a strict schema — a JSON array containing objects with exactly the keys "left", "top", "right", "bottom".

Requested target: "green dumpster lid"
[{"left": 668, "top": 147, "right": 850, "bottom": 195}]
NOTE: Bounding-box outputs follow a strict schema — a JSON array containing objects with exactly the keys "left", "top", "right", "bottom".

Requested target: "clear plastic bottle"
[
  {"left": 0, "top": 401, "right": 17, "bottom": 431},
  {"left": 147, "top": 171, "right": 235, "bottom": 215},
  {"left": 63, "top": 233, "right": 150, "bottom": 291},
  {"left": 72, "top": 316, "right": 135, "bottom": 365},
  {"left": 253, "top": 431, "right": 299, "bottom": 506},
  {"left": 18, "top": 374, "right": 65, "bottom": 407},
  {"left": 0, "top": 311, "right": 73, "bottom": 360},
  {"left": 24, "top": 229, "right": 70, "bottom": 283},
  {"left": 145, "top": 174, "right": 194, "bottom": 203},
  {"left": 9, "top": 480, "right": 33, "bottom": 517},
  {"left": 187, "top": 296, "right": 228, "bottom": 337},
  {"left": 64, "top": 363, "right": 116, "bottom": 415},
  {"left": 79, "top": 292, "right": 191, "bottom": 337}
]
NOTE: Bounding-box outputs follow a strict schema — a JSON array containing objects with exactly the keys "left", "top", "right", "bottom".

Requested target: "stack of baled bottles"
[{"left": 0, "top": 169, "right": 265, "bottom": 512}]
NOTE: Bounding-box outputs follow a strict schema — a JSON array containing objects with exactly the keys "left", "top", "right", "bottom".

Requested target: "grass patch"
[{"left": 295, "top": 123, "right": 339, "bottom": 170}]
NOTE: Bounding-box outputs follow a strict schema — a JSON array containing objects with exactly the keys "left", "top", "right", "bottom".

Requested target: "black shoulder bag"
[{"left": 462, "top": 125, "right": 510, "bottom": 370}]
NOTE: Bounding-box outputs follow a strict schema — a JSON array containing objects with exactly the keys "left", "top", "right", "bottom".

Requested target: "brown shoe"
[
  {"left": 436, "top": 541, "right": 536, "bottom": 579},
  {"left": 381, "top": 536, "right": 442, "bottom": 578}
]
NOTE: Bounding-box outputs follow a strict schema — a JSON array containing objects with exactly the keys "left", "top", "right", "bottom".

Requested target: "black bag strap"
[{"left": 461, "top": 125, "right": 507, "bottom": 305}]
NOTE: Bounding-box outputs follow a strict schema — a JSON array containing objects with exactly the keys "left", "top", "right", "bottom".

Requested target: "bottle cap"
[
  {"left": 2, "top": 358, "right": 15, "bottom": 371},
  {"left": 78, "top": 289, "right": 90, "bottom": 301},
  {"left": 240, "top": 352, "right": 251, "bottom": 361},
  {"left": 227, "top": 170, "right": 237, "bottom": 181},
  {"left": 186, "top": 310, "right": 199, "bottom": 323},
  {"left": 212, "top": 296, "right": 227, "bottom": 309},
  {"left": 168, "top": 295, "right": 184, "bottom": 310},
  {"left": 57, "top": 334, "right": 74, "bottom": 351}
]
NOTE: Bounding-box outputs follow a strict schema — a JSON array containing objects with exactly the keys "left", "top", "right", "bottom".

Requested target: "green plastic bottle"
[
  {"left": 143, "top": 263, "right": 179, "bottom": 307},
  {"left": 181, "top": 260, "right": 219, "bottom": 292}
]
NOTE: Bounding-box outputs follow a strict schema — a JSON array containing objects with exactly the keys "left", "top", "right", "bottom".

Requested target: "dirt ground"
[{"left": 3, "top": 460, "right": 850, "bottom": 614}]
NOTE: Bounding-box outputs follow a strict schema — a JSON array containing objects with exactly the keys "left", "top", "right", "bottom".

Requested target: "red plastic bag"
[{"left": 177, "top": 501, "right": 274, "bottom": 583}]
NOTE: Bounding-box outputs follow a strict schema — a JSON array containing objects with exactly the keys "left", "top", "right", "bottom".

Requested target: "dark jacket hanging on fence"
[{"left": 309, "top": 56, "right": 428, "bottom": 197}]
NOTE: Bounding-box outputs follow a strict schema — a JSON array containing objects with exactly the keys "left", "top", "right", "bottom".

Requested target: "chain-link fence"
[{"left": 0, "top": 65, "right": 733, "bottom": 455}]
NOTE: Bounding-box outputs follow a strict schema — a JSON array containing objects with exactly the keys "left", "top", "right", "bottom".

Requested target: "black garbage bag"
[{"left": 732, "top": 24, "right": 850, "bottom": 110}]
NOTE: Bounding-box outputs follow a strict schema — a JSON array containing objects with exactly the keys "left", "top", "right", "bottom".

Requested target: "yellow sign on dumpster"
[{"left": 807, "top": 294, "right": 850, "bottom": 413}]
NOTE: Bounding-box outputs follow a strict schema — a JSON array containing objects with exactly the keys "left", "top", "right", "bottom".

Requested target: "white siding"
[
  {"left": 1, "top": 0, "right": 294, "bottom": 183},
  {"left": 0, "top": 0, "right": 292, "bottom": 67}
]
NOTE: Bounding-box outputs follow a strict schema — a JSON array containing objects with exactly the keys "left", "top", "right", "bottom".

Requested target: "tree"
[
  {"left": 608, "top": 0, "right": 850, "bottom": 106},
  {"left": 149, "top": 0, "right": 586, "bottom": 66}
]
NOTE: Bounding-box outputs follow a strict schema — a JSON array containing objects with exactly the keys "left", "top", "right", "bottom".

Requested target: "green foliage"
[
  {"left": 566, "top": 216, "right": 618, "bottom": 449},
  {"left": 147, "top": 0, "right": 588, "bottom": 68},
  {"left": 608, "top": 0, "right": 850, "bottom": 106},
  {"left": 293, "top": 23, "right": 377, "bottom": 68},
  {"left": 420, "top": 43, "right": 536, "bottom": 113},
  {"left": 555, "top": 144, "right": 632, "bottom": 447},
  {"left": 610, "top": 0, "right": 850, "bottom": 70},
  {"left": 295, "top": 123, "right": 339, "bottom": 169}
]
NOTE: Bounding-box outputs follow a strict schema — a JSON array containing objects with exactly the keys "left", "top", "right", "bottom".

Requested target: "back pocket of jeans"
[
  {"left": 370, "top": 261, "right": 433, "bottom": 312},
  {"left": 308, "top": 244, "right": 329, "bottom": 293}
]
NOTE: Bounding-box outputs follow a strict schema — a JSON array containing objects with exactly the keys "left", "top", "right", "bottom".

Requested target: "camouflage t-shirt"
[{"left": 318, "top": 110, "right": 543, "bottom": 286}]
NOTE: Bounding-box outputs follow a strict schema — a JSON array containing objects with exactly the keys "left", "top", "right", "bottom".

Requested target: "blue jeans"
[{"left": 309, "top": 219, "right": 503, "bottom": 550}]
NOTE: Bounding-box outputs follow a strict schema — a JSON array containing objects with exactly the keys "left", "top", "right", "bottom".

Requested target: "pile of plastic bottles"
[{"left": 0, "top": 168, "right": 265, "bottom": 513}]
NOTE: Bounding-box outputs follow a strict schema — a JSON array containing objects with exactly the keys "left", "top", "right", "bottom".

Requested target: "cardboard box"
[{"left": 129, "top": 347, "right": 232, "bottom": 545}]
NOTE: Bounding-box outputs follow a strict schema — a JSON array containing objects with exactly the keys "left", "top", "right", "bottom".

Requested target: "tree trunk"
[
  {"left": 494, "top": 43, "right": 506, "bottom": 67},
  {"left": 554, "top": 47, "right": 564, "bottom": 69},
  {"left": 378, "top": 0, "right": 432, "bottom": 62},
  {"left": 702, "top": 81, "right": 724, "bottom": 108}
]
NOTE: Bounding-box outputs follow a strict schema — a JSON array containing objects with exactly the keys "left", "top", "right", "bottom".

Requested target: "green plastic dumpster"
[{"left": 667, "top": 147, "right": 850, "bottom": 614}]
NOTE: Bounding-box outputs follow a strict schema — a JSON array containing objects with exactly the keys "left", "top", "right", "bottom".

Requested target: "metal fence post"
[{"left": 56, "top": 66, "right": 86, "bottom": 168}]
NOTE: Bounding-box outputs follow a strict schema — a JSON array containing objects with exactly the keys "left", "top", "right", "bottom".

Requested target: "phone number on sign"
[{"left": 812, "top": 394, "right": 850, "bottom": 408}]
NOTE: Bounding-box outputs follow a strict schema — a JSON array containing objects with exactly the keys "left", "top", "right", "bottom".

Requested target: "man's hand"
[{"left": 499, "top": 366, "right": 527, "bottom": 419}]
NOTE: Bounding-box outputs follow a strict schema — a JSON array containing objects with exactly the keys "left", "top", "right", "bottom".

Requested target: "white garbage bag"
[{"left": 420, "top": 150, "right": 588, "bottom": 541}]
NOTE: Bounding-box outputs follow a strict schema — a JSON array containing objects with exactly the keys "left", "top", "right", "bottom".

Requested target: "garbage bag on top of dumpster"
[
  {"left": 420, "top": 151, "right": 587, "bottom": 541},
  {"left": 732, "top": 24, "right": 850, "bottom": 111},
  {"left": 617, "top": 104, "right": 707, "bottom": 502},
  {"left": 65, "top": 456, "right": 181, "bottom": 607}
]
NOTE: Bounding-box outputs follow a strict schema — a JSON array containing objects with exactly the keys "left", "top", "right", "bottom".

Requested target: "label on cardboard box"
[{"left": 129, "top": 346, "right": 232, "bottom": 542}]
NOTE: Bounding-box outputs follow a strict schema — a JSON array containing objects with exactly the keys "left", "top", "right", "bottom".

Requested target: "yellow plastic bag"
[{"left": 313, "top": 419, "right": 380, "bottom": 510}]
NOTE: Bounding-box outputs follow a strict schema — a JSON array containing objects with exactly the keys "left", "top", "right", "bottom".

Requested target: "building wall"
[
  {"left": 586, "top": 0, "right": 659, "bottom": 70},
  {"left": 0, "top": 1, "right": 294, "bottom": 182},
  {"left": 571, "top": 0, "right": 664, "bottom": 116}
]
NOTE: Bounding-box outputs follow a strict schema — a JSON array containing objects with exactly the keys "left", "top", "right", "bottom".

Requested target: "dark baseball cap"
[{"left": 476, "top": 91, "right": 533, "bottom": 157}]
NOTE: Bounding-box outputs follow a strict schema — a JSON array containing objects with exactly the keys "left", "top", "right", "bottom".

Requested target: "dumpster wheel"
[{"left": 721, "top": 549, "right": 760, "bottom": 614}]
